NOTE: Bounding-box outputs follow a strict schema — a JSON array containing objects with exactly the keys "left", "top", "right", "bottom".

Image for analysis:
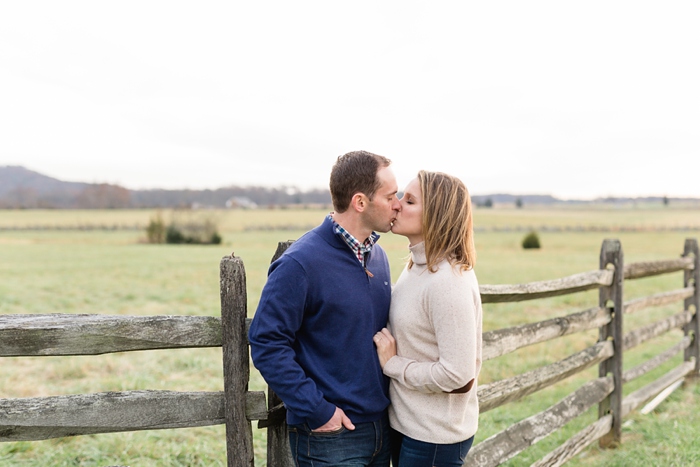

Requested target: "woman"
[{"left": 374, "top": 170, "right": 483, "bottom": 467}]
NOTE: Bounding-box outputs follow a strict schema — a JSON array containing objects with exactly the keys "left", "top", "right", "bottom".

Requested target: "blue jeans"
[
  {"left": 288, "top": 416, "right": 391, "bottom": 466},
  {"left": 390, "top": 429, "right": 474, "bottom": 467}
]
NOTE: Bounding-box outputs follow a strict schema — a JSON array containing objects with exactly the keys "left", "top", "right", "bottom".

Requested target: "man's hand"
[{"left": 312, "top": 407, "right": 355, "bottom": 432}]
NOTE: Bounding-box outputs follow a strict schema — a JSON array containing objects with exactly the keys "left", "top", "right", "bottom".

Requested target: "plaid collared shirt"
[{"left": 328, "top": 214, "right": 377, "bottom": 267}]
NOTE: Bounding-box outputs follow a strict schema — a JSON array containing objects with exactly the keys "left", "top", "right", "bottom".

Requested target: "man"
[{"left": 248, "top": 150, "right": 401, "bottom": 466}]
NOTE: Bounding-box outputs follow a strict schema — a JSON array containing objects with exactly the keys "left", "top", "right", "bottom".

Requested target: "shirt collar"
[{"left": 327, "top": 213, "right": 378, "bottom": 263}]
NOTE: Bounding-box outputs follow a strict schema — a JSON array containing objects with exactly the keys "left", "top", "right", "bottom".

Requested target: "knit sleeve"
[
  {"left": 383, "top": 267, "right": 480, "bottom": 394},
  {"left": 248, "top": 255, "right": 336, "bottom": 428}
]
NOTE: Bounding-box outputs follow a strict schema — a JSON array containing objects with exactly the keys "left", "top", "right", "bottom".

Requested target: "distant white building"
[
  {"left": 226, "top": 196, "right": 258, "bottom": 209},
  {"left": 191, "top": 202, "right": 217, "bottom": 210}
]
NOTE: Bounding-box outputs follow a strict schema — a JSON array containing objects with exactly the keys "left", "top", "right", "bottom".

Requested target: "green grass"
[{"left": 0, "top": 208, "right": 698, "bottom": 466}]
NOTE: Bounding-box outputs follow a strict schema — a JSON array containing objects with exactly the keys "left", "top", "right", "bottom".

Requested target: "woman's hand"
[{"left": 373, "top": 327, "right": 396, "bottom": 369}]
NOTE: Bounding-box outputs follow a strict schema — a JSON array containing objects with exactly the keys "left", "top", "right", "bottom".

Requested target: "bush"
[
  {"left": 210, "top": 232, "right": 222, "bottom": 245},
  {"left": 165, "top": 225, "right": 186, "bottom": 244},
  {"left": 145, "top": 211, "right": 223, "bottom": 245},
  {"left": 145, "top": 212, "right": 166, "bottom": 244},
  {"left": 522, "top": 231, "right": 541, "bottom": 249}
]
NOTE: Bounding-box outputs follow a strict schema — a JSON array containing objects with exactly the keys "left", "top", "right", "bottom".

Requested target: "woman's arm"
[{"left": 382, "top": 270, "right": 481, "bottom": 394}]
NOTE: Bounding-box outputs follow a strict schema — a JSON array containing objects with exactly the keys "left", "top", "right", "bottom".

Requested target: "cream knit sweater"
[{"left": 383, "top": 241, "right": 483, "bottom": 444}]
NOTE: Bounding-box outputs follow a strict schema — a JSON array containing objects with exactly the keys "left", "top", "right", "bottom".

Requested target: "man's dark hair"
[{"left": 330, "top": 150, "right": 391, "bottom": 213}]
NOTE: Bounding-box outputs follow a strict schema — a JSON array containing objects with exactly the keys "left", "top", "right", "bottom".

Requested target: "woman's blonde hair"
[{"left": 410, "top": 170, "right": 476, "bottom": 272}]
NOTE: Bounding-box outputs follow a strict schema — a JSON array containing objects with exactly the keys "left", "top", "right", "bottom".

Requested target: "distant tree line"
[
  {"left": 0, "top": 184, "right": 332, "bottom": 209},
  {"left": 1, "top": 167, "right": 695, "bottom": 210},
  {"left": 131, "top": 186, "right": 331, "bottom": 208}
]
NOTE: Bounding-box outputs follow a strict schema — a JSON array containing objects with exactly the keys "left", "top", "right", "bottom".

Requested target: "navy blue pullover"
[{"left": 248, "top": 216, "right": 391, "bottom": 428}]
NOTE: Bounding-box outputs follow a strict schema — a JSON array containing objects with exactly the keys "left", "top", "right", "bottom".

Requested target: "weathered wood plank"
[
  {"left": 467, "top": 376, "right": 613, "bottom": 467},
  {"left": 683, "top": 239, "right": 700, "bottom": 375},
  {"left": 622, "top": 311, "right": 693, "bottom": 351},
  {"left": 621, "top": 361, "right": 694, "bottom": 418},
  {"left": 480, "top": 269, "right": 614, "bottom": 303},
  {"left": 597, "top": 238, "right": 624, "bottom": 448},
  {"left": 0, "top": 390, "right": 266, "bottom": 442},
  {"left": 531, "top": 414, "right": 613, "bottom": 467},
  {"left": 622, "top": 336, "right": 691, "bottom": 383},
  {"left": 624, "top": 257, "right": 695, "bottom": 280},
  {"left": 246, "top": 392, "right": 270, "bottom": 422},
  {"left": 640, "top": 379, "right": 684, "bottom": 415},
  {"left": 479, "top": 341, "right": 613, "bottom": 413},
  {"left": 0, "top": 314, "right": 222, "bottom": 356},
  {"left": 482, "top": 307, "right": 610, "bottom": 361},
  {"left": 623, "top": 287, "right": 694, "bottom": 315},
  {"left": 220, "top": 255, "right": 254, "bottom": 467}
]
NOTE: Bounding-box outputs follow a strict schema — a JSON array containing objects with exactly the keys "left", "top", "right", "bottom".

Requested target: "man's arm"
[{"left": 247, "top": 257, "right": 338, "bottom": 429}]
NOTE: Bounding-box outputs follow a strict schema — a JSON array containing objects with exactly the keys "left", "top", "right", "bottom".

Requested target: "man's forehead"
[
  {"left": 377, "top": 167, "right": 397, "bottom": 189},
  {"left": 378, "top": 180, "right": 398, "bottom": 195}
]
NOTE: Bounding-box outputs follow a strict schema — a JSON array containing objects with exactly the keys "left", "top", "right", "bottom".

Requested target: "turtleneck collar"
[{"left": 409, "top": 241, "right": 427, "bottom": 266}]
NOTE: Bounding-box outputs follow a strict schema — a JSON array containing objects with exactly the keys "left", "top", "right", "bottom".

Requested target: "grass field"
[{"left": 1, "top": 207, "right": 699, "bottom": 466}]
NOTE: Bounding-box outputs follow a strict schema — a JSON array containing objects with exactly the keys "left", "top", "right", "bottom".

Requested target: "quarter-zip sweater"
[
  {"left": 248, "top": 216, "right": 392, "bottom": 428},
  {"left": 383, "top": 241, "right": 483, "bottom": 444}
]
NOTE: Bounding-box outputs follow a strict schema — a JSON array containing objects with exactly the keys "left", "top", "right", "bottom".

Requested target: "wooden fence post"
[
  {"left": 264, "top": 241, "right": 295, "bottom": 467},
  {"left": 683, "top": 238, "right": 700, "bottom": 376},
  {"left": 598, "top": 239, "right": 624, "bottom": 448},
  {"left": 221, "top": 255, "right": 254, "bottom": 467}
]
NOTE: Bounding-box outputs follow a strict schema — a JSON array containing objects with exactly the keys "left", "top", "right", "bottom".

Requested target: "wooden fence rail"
[
  {"left": 1, "top": 238, "right": 697, "bottom": 467},
  {"left": 0, "top": 256, "right": 265, "bottom": 467},
  {"left": 465, "top": 237, "right": 699, "bottom": 466}
]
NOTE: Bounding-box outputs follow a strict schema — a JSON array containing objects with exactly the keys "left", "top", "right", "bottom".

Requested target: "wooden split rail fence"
[{"left": 0, "top": 238, "right": 698, "bottom": 466}]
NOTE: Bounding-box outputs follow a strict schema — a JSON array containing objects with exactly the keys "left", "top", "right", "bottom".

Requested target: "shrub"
[
  {"left": 522, "top": 231, "right": 541, "bottom": 249},
  {"left": 145, "top": 212, "right": 166, "bottom": 244},
  {"left": 166, "top": 225, "right": 186, "bottom": 244},
  {"left": 146, "top": 211, "right": 223, "bottom": 245}
]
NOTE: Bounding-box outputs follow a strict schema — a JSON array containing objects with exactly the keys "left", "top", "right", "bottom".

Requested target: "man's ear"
[{"left": 350, "top": 193, "right": 368, "bottom": 212}]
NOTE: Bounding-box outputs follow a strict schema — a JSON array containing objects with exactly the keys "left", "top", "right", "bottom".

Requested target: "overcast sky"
[{"left": 1, "top": 1, "right": 698, "bottom": 200}]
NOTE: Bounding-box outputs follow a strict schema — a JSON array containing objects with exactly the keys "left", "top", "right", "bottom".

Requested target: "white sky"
[{"left": 1, "top": 1, "right": 699, "bottom": 200}]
